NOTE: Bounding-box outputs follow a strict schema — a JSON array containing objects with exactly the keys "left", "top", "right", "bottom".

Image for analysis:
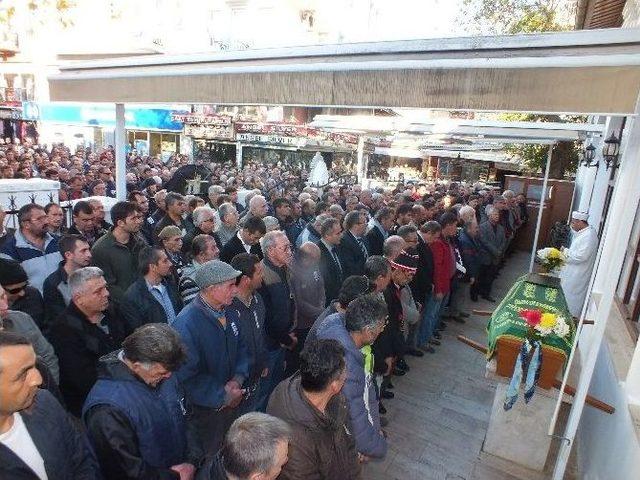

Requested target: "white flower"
[{"left": 552, "top": 317, "right": 570, "bottom": 338}]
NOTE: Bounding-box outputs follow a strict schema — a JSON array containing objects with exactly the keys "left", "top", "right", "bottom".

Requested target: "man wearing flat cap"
[
  {"left": 172, "top": 259, "right": 250, "bottom": 457},
  {"left": 559, "top": 211, "right": 599, "bottom": 316}
]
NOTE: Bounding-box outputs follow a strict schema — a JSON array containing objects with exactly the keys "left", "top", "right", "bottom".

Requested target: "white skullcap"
[{"left": 571, "top": 211, "right": 589, "bottom": 222}]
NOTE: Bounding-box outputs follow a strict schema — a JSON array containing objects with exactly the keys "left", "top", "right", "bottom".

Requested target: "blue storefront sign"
[{"left": 23, "top": 102, "right": 187, "bottom": 131}]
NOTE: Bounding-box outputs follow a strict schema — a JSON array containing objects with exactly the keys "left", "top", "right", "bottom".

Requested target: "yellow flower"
[
  {"left": 540, "top": 313, "right": 557, "bottom": 329},
  {"left": 548, "top": 249, "right": 561, "bottom": 259}
]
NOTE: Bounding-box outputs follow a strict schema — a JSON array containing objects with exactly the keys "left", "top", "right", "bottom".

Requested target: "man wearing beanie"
[
  {"left": 375, "top": 250, "right": 418, "bottom": 398},
  {"left": 0, "top": 258, "right": 46, "bottom": 332},
  {"left": 173, "top": 259, "right": 250, "bottom": 457}
]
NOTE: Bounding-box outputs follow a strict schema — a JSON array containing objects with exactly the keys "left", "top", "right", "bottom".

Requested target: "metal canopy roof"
[
  {"left": 48, "top": 28, "right": 640, "bottom": 115},
  {"left": 310, "top": 115, "right": 604, "bottom": 143}
]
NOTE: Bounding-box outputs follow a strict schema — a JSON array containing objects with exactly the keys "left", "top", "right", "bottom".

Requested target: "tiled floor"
[{"left": 363, "top": 252, "right": 577, "bottom": 480}]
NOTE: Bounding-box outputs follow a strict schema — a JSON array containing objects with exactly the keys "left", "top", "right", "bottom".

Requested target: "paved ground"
[{"left": 363, "top": 251, "right": 577, "bottom": 480}]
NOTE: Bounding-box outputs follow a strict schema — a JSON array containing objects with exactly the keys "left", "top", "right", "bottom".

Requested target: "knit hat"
[
  {"left": 193, "top": 260, "right": 241, "bottom": 289},
  {"left": 388, "top": 250, "right": 418, "bottom": 274},
  {"left": 571, "top": 211, "right": 589, "bottom": 222},
  {"left": 0, "top": 258, "right": 28, "bottom": 286},
  {"left": 158, "top": 225, "right": 183, "bottom": 240}
]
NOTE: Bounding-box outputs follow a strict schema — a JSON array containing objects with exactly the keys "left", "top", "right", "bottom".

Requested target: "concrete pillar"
[
  {"left": 115, "top": 103, "right": 126, "bottom": 201},
  {"left": 236, "top": 142, "right": 243, "bottom": 169},
  {"left": 356, "top": 137, "right": 365, "bottom": 183}
]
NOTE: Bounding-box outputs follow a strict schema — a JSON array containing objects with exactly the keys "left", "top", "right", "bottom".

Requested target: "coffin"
[{"left": 487, "top": 273, "right": 576, "bottom": 390}]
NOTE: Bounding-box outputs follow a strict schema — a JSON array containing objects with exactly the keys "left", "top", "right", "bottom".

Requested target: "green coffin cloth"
[{"left": 486, "top": 274, "right": 576, "bottom": 361}]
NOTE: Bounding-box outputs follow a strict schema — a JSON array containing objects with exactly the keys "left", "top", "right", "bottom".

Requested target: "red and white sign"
[{"left": 171, "top": 113, "right": 232, "bottom": 125}]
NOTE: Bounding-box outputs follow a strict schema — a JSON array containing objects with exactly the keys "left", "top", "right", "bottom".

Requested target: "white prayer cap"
[{"left": 571, "top": 211, "right": 589, "bottom": 222}]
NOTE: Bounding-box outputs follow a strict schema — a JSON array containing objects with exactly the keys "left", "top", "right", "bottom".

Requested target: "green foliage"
[
  {"left": 460, "top": 0, "right": 572, "bottom": 35},
  {"left": 0, "top": 0, "right": 74, "bottom": 28},
  {"left": 499, "top": 113, "right": 585, "bottom": 178}
]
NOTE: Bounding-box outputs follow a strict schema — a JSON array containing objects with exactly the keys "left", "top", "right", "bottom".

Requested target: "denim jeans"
[
  {"left": 255, "top": 347, "right": 285, "bottom": 412},
  {"left": 417, "top": 293, "right": 442, "bottom": 346}
]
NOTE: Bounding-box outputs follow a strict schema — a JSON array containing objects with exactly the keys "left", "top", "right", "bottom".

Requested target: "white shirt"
[
  {"left": 237, "top": 231, "right": 251, "bottom": 253},
  {"left": 0, "top": 413, "right": 48, "bottom": 480}
]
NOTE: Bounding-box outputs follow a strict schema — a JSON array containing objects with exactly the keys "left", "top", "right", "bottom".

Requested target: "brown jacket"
[{"left": 267, "top": 373, "right": 362, "bottom": 480}]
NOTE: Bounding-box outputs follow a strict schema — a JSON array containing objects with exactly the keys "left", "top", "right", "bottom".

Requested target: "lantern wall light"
[{"left": 603, "top": 131, "right": 621, "bottom": 170}]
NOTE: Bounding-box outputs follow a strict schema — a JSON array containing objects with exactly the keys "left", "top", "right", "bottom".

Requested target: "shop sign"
[
  {"left": 184, "top": 123, "right": 234, "bottom": 140},
  {"left": 306, "top": 129, "right": 359, "bottom": 149},
  {"left": 0, "top": 108, "right": 22, "bottom": 120},
  {"left": 37, "top": 103, "right": 187, "bottom": 131},
  {"left": 22, "top": 102, "right": 40, "bottom": 120},
  {"left": 171, "top": 113, "right": 232, "bottom": 125},
  {"left": 237, "top": 133, "right": 303, "bottom": 146},
  {"left": 236, "top": 122, "right": 305, "bottom": 137}
]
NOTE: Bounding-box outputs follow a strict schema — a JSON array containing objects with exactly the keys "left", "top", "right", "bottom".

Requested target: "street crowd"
[{"left": 0, "top": 141, "right": 529, "bottom": 480}]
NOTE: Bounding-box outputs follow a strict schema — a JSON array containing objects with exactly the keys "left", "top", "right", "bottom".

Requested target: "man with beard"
[
  {"left": 1, "top": 204, "right": 62, "bottom": 293},
  {"left": 91, "top": 201, "right": 146, "bottom": 303},
  {"left": 128, "top": 190, "right": 152, "bottom": 244},
  {"left": 154, "top": 193, "right": 189, "bottom": 244}
]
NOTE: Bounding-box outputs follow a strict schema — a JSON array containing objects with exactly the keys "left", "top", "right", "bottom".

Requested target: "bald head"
[{"left": 299, "top": 241, "right": 321, "bottom": 264}]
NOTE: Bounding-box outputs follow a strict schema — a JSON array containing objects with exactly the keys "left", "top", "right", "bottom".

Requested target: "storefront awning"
[{"left": 49, "top": 29, "right": 640, "bottom": 115}]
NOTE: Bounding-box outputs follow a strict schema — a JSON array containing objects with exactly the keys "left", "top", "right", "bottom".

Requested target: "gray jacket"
[
  {"left": 3, "top": 310, "right": 60, "bottom": 383},
  {"left": 316, "top": 313, "right": 387, "bottom": 459},
  {"left": 478, "top": 220, "right": 506, "bottom": 266},
  {"left": 290, "top": 260, "right": 326, "bottom": 330}
]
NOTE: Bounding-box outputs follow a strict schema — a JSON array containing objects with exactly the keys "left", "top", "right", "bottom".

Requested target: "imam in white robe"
[{"left": 559, "top": 225, "right": 599, "bottom": 317}]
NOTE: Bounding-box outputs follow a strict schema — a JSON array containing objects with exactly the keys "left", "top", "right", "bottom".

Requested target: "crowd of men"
[{"left": 0, "top": 141, "right": 529, "bottom": 480}]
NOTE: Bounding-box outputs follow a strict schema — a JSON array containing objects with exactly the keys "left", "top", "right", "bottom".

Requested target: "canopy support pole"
[
  {"left": 356, "top": 137, "right": 365, "bottom": 184},
  {"left": 529, "top": 143, "right": 554, "bottom": 272},
  {"left": 115, "top": 103, "right": 126, "bottom": 201},
  {"left": 552, "top": 110, "right": 640, "bottom": 479}
]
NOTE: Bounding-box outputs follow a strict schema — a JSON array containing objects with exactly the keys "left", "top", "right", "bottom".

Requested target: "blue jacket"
[
  {"left": 173, "top": 295, "right": 249, "bottom": 409},
  {"left": 83, "top": 351, "right": 188, "bottom": 477},
  {"left": 226, "top": 293, "right": 268, "bottom": 385},
  {"left": 0, "top": 230, "right": 62, "bottom": 293},
  {"left": 316, "top": 314, "right": 387, "bottom": 459},
  {"left": 122, "top": 277, "right": 183, "bottom": 328}
]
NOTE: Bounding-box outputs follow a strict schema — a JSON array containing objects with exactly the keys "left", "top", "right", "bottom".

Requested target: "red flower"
[{"left": 519, "top": 309, "right": 542, "bottom": 327}]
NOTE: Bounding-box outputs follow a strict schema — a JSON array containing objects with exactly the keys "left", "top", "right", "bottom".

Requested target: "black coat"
[
  {"left": 410, "top": 234, "right": 434, "bottom": 303},
  {"left": 49, "top": 301, "right": 129, "bottom": 416},
  {"left": 365, "top": 226, "right": 385, "bottom": 257},
  {"left": 374, "top": 283, "right": 406, "bottom": 368},
  {"left": 318, "top": 241, "right": 344, "bottom": 307},
  {"left": 122, "top": 276, "right": 183, "bottom": 328},
  {"left": 0, "top": 390, "right": 100, "bottom": 479},
  {"left": 220, "top": 234, "right": 263, "bottom": 263},
  {"left": 11, "top": 286, "right": 46, "bottom": 333},
  {"left": 43, "top": 262, "right": 70, "bottom": 331},
  {"left": 338, "top": 231, "right": 368, "bottom": 278}
]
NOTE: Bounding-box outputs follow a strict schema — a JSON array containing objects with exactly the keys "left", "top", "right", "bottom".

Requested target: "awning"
[{"left": 49, "top": 28, "right": 640, "bottom": 115}]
